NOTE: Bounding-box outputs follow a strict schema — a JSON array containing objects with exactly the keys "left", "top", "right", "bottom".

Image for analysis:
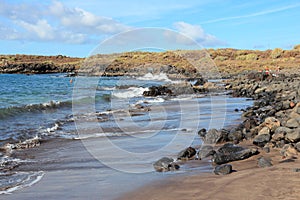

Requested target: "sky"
[{"left": 0, "top": 0, "right": 300, "bottom": 57}]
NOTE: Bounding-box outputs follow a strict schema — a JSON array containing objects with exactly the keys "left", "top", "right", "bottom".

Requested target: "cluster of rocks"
[
  {"left": 227, "top": 72, "right": 300, "bottom": 155},
  {"left": 143, "top": 79, "right": 222, "bottom": 97},
  {"left": 153, "top": 72, "right": 300, "bottom": 175}
]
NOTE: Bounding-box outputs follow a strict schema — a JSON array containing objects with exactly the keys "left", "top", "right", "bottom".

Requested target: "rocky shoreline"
[{"left": 152, "top": 71, "right": 300, "bottom": 175}]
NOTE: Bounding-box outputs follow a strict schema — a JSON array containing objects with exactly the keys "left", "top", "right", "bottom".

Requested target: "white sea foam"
[
  {"left": 41, "top": 100, "right": 61, "bottom": 107},
  {"left": 0, "top": 171, "right": 45, "bottom": 195},
  {"left": 112, "top": 87, "right": 147, "bottom": 98},
  {"left": 47, "top": 123, "right": 60, "bottom": 133},
  {"left": 2, "top": 136, "right": 41, "bottom": 152},
  {"left": 74, "top": 132, "right": 124, "bottom": 140},
  {"left": 137, "top": 73, "right": 172, "bottom": 82},
  {"left": 146, "top": 97, "right": 165, "bottom": 103}
]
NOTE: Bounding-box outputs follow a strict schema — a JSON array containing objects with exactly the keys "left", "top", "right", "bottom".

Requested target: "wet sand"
[
  {"left": 0, "top": 96, "right": 253, "bottom": 199},
  {"left": 119, "top": 141, "right": 300, "bottom": 200}
]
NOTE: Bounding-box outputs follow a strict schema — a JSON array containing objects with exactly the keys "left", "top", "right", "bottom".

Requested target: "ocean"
[{"left": 0, "top": 73, "right": 253, "bottom": 199}]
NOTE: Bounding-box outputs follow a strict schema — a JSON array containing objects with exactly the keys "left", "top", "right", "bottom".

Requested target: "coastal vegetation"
[{"left": 1, "top": 45, "right": 300, "bottom": 76}]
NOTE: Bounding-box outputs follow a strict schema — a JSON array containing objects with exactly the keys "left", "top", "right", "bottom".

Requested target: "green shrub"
[
  {"left": 236, "top": 53, "right": 258, "bottom": 61},
  {"left": 214, "top": 56, "right": 228, "bottom": 61}
]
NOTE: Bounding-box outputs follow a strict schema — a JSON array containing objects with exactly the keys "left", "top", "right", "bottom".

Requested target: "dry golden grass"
[{"left": 1, "top": 45, "right": 300, "bottom": 75}]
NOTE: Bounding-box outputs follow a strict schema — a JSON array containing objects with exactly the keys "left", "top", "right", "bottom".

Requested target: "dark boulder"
[
  {"left": 153, "top": 157, "right": 179, "bottom": 172},
  {"left": 212, "top": 143, "right": 258, "bottom": 165},
  {"left": 193, "top": 78, "right": 207, "bottom": 86},
  {"left": 197, "top": 145, "right": 215, "bottom": 160},
  {"left": 143, "top": 86, "right": 172, "bottom": 97},
  {"left": 285, "top": 128, "right": 300, "bottom": 143},
  {"left": 227, "top": 129, "right": 243, "bottom": 143},
  {"left": 253, "top": 134, "right": 271, "bottom": 147},
  {"left": 204, "top": 129, "right": 227, "bottom": 144},
  {"left": 214, "top": 164, "right": 233, "bottom": 175},
  {"left": 286, "top": 118, "right": 299, "bottom": 128},
  {"left": 197, "top": 128, "right": 207, "bottom": 138},
  {"left": 177, "top": 147, "right": 196, "bottom": 160},
  {"left": 166, "top": 82, "right": 195, "bottom": 95},
  {"left": 272, "top": 127, "right": 291, "bottom": 141}
]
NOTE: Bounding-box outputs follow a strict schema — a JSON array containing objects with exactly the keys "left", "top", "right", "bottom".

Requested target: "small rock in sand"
[
  {"left": 257, "top": 157, "right": 273, "bottom": 168},
  {"left": 214, "top": 164, "right": 233, "bottom": 175}
]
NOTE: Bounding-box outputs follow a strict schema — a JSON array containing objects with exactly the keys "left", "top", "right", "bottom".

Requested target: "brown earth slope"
[{"left": 1, "top": 45, "right": 300, "bottom": 76}]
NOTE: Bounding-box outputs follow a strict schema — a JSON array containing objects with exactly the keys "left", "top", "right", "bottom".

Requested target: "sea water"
[{"left": 0, "top": 73, "right": 253, "bottom": 198}]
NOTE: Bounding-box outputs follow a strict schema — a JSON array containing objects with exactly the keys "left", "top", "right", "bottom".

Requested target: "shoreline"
[
  {"left": 0, "top": 80, "right": 252, "bottom": 198},
  {"left": 1, "top": 71, "right": 300, "bottom": 199},
  {"left": 118, "top": 144, "right": 300, "bottom": 200},
  {"left": 117, "top": 71, "right": 300, "bottom": 200}
]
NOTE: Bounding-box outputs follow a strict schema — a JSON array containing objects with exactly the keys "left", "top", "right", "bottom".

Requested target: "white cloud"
[
  {"left": 49, "top": 1, "right": 130, "bottom": 34},
  {"left": 17, "top": 19, "right": 55, "bottom": 40},
  {"left": 173, "top": 22, "right": 225, "bottom": 46},
  {"left": 0, "top": 0, "right": 131, "bottom": 44}
]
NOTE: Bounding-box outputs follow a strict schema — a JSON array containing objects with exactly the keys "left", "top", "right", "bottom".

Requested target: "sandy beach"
[{"left": 119, "top": 142, "right": 300, "bottom": 200}]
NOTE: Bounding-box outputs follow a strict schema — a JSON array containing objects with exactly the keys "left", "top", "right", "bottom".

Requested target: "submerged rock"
[
  {"left": 214, "top": 164, "right": 233, "bottom": 175},
  {"left": 153, "top": 157, "right": 180, "bottom": 172},
  {"left": 212, "top": 143, "right": 258, "bottom": 165},
  {"left": 177, "top": 147, "right": 196, "bottom": 160}
]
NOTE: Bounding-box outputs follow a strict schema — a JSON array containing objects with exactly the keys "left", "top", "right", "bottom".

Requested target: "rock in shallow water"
[
  {"left": 177, "top": 147, "right": 196, "bottom": 160},
  {"left": 153, "top": 157, "right": 180, "bottom": 172},
  {"left": 204, "top": 129, "right": 227, "bottom": 144},
  {"left": 197, "top": 128, "right": 207, "bottom": 138},
  {"left": 197, "top": 145, "right": 214, "bottom": 160},
  {"left": 214, "top": 164, "right": 233, "bottom": 175}
]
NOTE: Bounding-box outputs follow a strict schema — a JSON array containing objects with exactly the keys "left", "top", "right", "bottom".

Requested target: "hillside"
[{"left": 1, "top": 45, "right": 300, "bottom": 76}]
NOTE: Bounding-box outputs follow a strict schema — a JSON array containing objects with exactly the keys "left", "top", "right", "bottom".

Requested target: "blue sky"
[{"left": 0, "top": 0, "right": 300, "bottom": 57}]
